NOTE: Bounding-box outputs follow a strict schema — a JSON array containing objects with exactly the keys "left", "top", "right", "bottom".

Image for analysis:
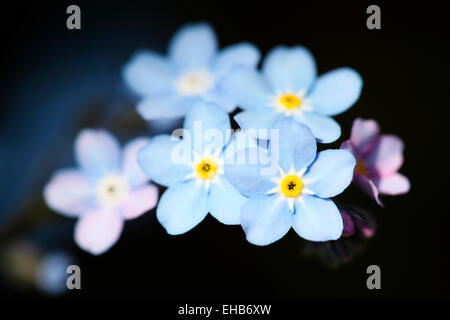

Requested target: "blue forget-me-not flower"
[
  {"left": 225, "top": 118, "right": 356, "bottom": 245},
  {"left": 222, "top": 46, "right": 363, "bottom": 143},
  {"left": 123, "top": 23, "right": 260, "bottom": 120},
  {"left": 138, "top": 101, "right": 254, "bottom": 235}
]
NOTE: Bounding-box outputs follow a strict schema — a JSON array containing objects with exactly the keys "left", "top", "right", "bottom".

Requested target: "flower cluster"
[{"left": 44, "top": 23, "right": 409, "bottom": 255}]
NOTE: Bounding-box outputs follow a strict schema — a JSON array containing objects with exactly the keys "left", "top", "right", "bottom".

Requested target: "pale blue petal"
[
  {"left": 138, "top": 135, "right": 192, "bottom": 187},
  {"left": 202, "top": 88, "right": 236, "bottom": 112},
  {"left": 221, "top": 68, "right": 272, "bottom": 110},
  {"left": 292, "top": 195, "right": 343, "bottom": 241},
  {"left": 208, "top": 176, "right": 247, "bottom": 225},
  {"left": 75, "top": 129, "right": 120, "bottom": 179},
  {"left": 307, "top": 68, "right": 363, "bottom": 116},
  {"left": 295, "top": 111, "right": 341, "bottom": 143},
  {"left": 183, "top": 100, "right": 231, "bottom": 154},
  {"left": 157, "top": 179, "right": 208, "bottom": 235},
  {"left": 241, "top": 194, "right": 292, "bottom": 246},
  {"left": 262, "top": 46, "right": 317, "bottom": 92},
  {"left": 234, "top": 110, "right": 283, "bottom": 139},
  {"left": 272, "top": 118, "right": 317, "bottom": 172},
  {"left": 169, "top": 23, "right": 217, "bottom": 69},
  {"left": 224, "top": 147, "right": 277, "bottom": 197},
  {"left": 222, "top": 130, "right": 257, "bottom": 160},
  {"left": 303, "top": 149, "right": 356, "bottom": 198},
  {"left": 137, "top": 95, "right": 193, "bottom": 120},
  {"left": 122, "top": 50, "right": 176, "bottom": 97},
  {"left": 213, "top": 42, "right": 260, "bottom": 79}
]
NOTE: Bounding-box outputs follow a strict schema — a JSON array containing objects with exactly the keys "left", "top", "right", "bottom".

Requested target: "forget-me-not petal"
[
  {"left": 262, "top": 46, "right": 317, "bottom": 92},
  {"left": 241, "top": 194, "right": 292, "bottom": 246},
  {"left": 138, "top": 135, "right": 192, "bottom": 187},
  {"left": 303, "top": 149, "right": 356, "bottom": 198},
  {"left": 156, "top": 179, "right": 209, "bottom": 235},
  {"left": 291, "top": 195, "right": 343, "bottom": 242}
]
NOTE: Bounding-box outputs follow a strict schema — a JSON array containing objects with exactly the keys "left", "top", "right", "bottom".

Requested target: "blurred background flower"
[
  {"left": 123, "top": 22, "right": 260, "bottom": 120},
  {"left": 302, "top": 204, "right": 376, "bottom": 268},
  {"left": 0, "top": 6, "right": 167, "bottom": 295},
  {"left": 341, "top": 118, "right": 410, "bottom": 205},
  {"left": 44, "top": 129, "right": 158, "bottom": 255}
]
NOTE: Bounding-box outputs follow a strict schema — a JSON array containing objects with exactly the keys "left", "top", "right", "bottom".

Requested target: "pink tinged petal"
[
  {"left": 122, "top": 137, "right": 151, "bottom": 187},
  {"left": 74, "top": 208, "right": 124, "bottom": 255},
  {"left": 43, "top": 169, "right": 93, "bottom": 217},
  {"left": 364, "top": 135, "right": 404, "bottom": 176},
  {"left": 355, "top": 174, "right": 383, "bottom": 206},
  {"left": 340, "top": 210, "right": 355, "bottom": 237},
  {"left": 340, "top": 140, "right": 357, "bottom": 157},
  {"left": 358, "top": 221, "right": 376, "bottom": 238},
  {"left": 75, "top": 129, "right": 121, "bottom": 179},
  {"left": 350, "top": 118, "right": 380, "bottom": 156},
  {"left": 343, "top": 206, "right": 376, "bottom": 238},
  {"left": 122, "top": 185, "right": 159, "bottom": 220},
  {"left": 374, "top": 173, "right": 410, "bottom": 196}
]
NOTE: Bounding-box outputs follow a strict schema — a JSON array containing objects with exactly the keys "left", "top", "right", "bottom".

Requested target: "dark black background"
[{"left": 0, "top": 0, "right": 448, "bottom": 302}]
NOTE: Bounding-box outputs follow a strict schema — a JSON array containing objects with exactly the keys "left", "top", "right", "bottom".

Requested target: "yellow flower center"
[
  {"left": 281, "top": 174, "right": 303, "bottom": 198},
  {"left": 96, "top": 174, "right": 129, "bottom": 207},
  {"left": 176, "top": 70, "right": 213, "bottom": 96},
  {"left": 196, "top": 158, "right": 217, "bottom": 179},
  {"left": 355, "top": 159, "right": 367, "bottom": 176},
  {"left": 279, "top": 93, "right": 301, "bottom": 110}
]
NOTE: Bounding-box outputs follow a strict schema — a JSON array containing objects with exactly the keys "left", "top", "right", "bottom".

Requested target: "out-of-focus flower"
[
  {"left": 44, "top": 129, "right": 158, "bottom": 255},
  {"left": 225, "top": 118, "right": 356, "bottom": 245},
  {"left": 340, "top": 118, "right": 410, "bottom": 205},
  {"left": 1, "top": 241, "right": 75, "bottom": 295},
  {"left": 123, "top": 23, "right": 260, "bottom": 120},
  {"left": 138, "top": 101, "right": 251, "bottom": 235},
  {"left": 222, "top": 46, "right": 362, "bottom": 143},
  {"left": 303, "top": 205, "right": 376, "bottom": 267},
  {"left": 339, "top": 205, "right": 376, "bottom": 238},
  {"left": 36, "top": 251, "right": 74, "bottom": 295}
]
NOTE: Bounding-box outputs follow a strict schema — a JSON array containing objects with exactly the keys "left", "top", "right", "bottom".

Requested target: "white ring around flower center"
[
  {"left": 269, "top": 89, "right": 313, "bottom": 116},
  {"left": 185, "top": 149, "right": 224, "bottom": 192},
  {"left": 175, "top": 70, "right": 214, "bottom": 96},
  {"left": 96, "top": 174, "right": 130, "bottom": 207},
  {"left": 266, "top": 166, "right": 316, "bottom": 211}
]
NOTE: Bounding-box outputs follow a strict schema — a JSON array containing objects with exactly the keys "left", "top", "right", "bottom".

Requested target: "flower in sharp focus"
[
  {"left": 340, "top": 118, "right": 410, "bottom": 206},
  {"left": 225, "top": 118, "right": 356, "bottom": 245},
  {"left": 44, "top": 129, "right": 158, "bottom": 255},
  {"left": 222, "top": 46, "right": 363, "bottom": 143},
  {"left": 138, "top": 101, "right": 252, "bottom": 235},
  {"left": 123, "top": 22, "right": 260, "bottom": 120}
]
